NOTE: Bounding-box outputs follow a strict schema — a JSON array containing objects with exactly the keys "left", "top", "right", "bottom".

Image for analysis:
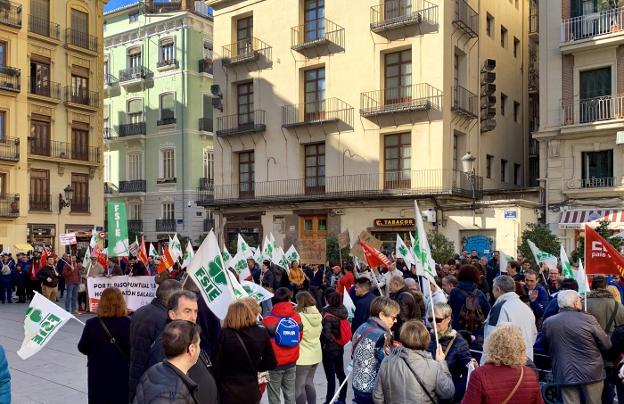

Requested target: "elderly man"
[
  {"left": 523, "top": 270, "right": 550, "bottom": 323},
  {"left": 542, "top": 290, "right": 612, "bottom": 404},
  {"left": 388, "top": 275, "right": 419, "bottom": 341}
]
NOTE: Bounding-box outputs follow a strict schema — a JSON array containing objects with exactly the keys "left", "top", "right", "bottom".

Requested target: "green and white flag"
[
  {"left": 149, "top": 243, "right": 160, "bottom": 259},
  {"left": 577, "top": 259, "right": 590, "bottom": 296},
  {"left": 227, "top": 251, "right": 251, "bottom": 280},
  {"left": 560, "top": 245, "right": 575, "bottom": 279},
  {"left": 107, "top": 201, "right": 130, "bottom": 257},
  {"left": 414, "top": 201, "right": 436, "bottom": 278},
  {"left": 285, "top": 244, "right": 300, "bottom": 264},
  {"left": 170, "top": 234, "right": 183, "bottom": 262},
  {"left": 343, "top": 287, "right": 356, "bottom": 322},
  {"left": 272, "top": 246, "right": 289, "bottom": 271},
  {"left": 237, "top": 234, "right": 253, "bottom": 259},
  {"left": 528, "top": 240, "right": 558, "bottom": 270},
  {"left": 226, "top": 269, "right": 248, "bottom": 299},
  {"left": 500, "top": 251, "right": 509, "bottom": 274},
  {"left": 187, "top": 231, "right": 235, "bottom": 320},
  {"left": 262, "top": 235, "right": 275, "bottom": 261},
  {"left": 181, "top": 242, "right": 194, "bottom": 269},
  {"left": 222, "top": 246, "right": 232, "bottom": 264},
  {"left": 241, "top": 280, "right": 274, "bottom": 304},
  {"left": 252, "top": 246, "right": 263, "bottom": 264},
  {"left": 396, "top": 234, "right": 416, "bottom": 269},
  {"left": 17, "top": 292, "right": 75, "bottom": 360},
  {"left": 82, "top": 246, "right": 91, "bottom": 270},
  {"left": 89, "top": 227, "right": 98, "bottom": 249}
]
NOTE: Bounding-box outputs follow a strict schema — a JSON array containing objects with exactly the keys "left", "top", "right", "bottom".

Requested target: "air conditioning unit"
[{"left": 616, "top": 131, "right": 624, "bottom": 145}]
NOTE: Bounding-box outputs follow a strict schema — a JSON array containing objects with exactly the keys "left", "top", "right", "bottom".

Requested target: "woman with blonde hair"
[
  {"left": 462, "top": 324, "right": 543, "bottom": 403},
  {"left": 214, "top": 300, "right": 277, "bottom": 404},
  {"left": 295, "top": 291, "right": 322, "bottom": 404},
  {"left": 78, "top": 287, "right": 130, "bottom": 404}
]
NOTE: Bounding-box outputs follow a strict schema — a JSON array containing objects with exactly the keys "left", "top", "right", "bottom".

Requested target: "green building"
[{"left": 103, "top": 0, "right": 214, "bottom": 243}]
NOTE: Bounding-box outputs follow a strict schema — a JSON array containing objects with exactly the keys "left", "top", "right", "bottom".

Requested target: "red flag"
[
  {"left": 358, "top": 239, "right": 391, "bottom": 269},
  {"left": 584, "top": 224, "right": 624, "bottom": 276},
  {"left": 138, "top": 236, "right": 149, "bottom": 266},
  {"left": 158, "top": 247, "right": 175, "bottom": 273},
  {"left": 94, "top": 245, "right": 108, "bottom": 268},
  {"left": 39, "top": 247, "right": 50, "bottom": 268}
]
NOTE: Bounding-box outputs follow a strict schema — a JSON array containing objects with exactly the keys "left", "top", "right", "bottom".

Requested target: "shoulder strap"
[
  {"left": 351, "top": 325, "right": 381, "bottom": 357},
  {"left": 502, "top": 366, "right": 524, "bottom": 404},
  {"left": 233, "top": 330, "right": 256, "bottom": 372},
  {"left": 443, "top": 335, "right": 457, "bottom": 356},
  {"left": 98, "top": 318, "right": 128, "bottom": 362},
  {"left": 606, "top": 300, "right": 619, "bottom": 334},
  {"left": 402, "top": 357, "right": 437, "bottom": 403}
]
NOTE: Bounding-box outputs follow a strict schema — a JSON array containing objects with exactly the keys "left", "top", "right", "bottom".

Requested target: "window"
[
  {"left": 71, "top": 124, "right": 89, "bottom": 161},
  {"left": 127, "top": 47, "right": 142, "bottom": 70},
  {"left": 237, "top": 82, "right": 254, "bottom": 126},
  {"left": 299, "top": 215, "right": 327, "bottom": 240},
  {"left": 453, "top": 132, "right": 466, "bottom": 172},
  {"left": 158, "top": 38, "right": 175, "bottom": 65},
  {"left": 104, "top": 153, "right": 111, "bottom": 182},
  {"left": 500, "top": 26, "right": 508, "bottom": 48},
  {"left": 30, "top": 55, "right": 51, "bottom": 96},
  {"left": 304, "top": 0, "right": 325, "bottom": 42},
  {"left": 501, "top": 93, "right": 508, "bottom": 116},
  {"left": 31, "top": 116, "right": 50, "bottom": 156},
  {"left": 500, "top": 159, "right": 508, "bottom": 182},
  {"left": 127, "top": 99, "right": 143, "bottom": 124},
  {"left": 162, "top": 202, "right": 174, "bottom": 220},
  {"left": 304, "top": 67, "right": 326, "bottom": 120},
  {"left": 514, "top": 163, "right": 521, "bottom": 185},
  {"left": 70, "top": 9, "right": 88, "bottom": 46},
  {"left": 103, "top": 105, "right": 110, "bottom": 138},
  {"left": 384, "top": 0, "right": 412, "bottom": 20},
  {"left": 580, "top": 67, "right": 611, "bottom": 122},
  {"left": 513, "top": 37, "right": 520, "bottom": 57},
  {"left": 159, "top": 93, "right": 175, "bottom": 123},
  {"left": 127, "top": 152, "right": 143, "bottom": 180},
  {"left": 486, "top": 13, "right": 494, "bottom": 37},
  {"left": 0, "top": 42, "right": 5, "bottom": 66},
  {"left": 486, "top": 155, "right": 493, "bottom": 179},
  {"left": 0, "top": 111, "right": 5, "bottom": 142},
  {"left": 202, "top": 148, "right": 214, "bottom": 180},
  {"left": 454, "top": 48, "right": 467, "bottom": 88},
  {"left": 236, "top": 16, "right": 253, "bottom": 56},
  {"left": 305, "top": 143, "right": 325, "bottom": 193},
  {"left": 384, "top": 133, "right": 411, "bottom": 188},
  {"left": 384, "top": 49, "right": 412, "bottom": 104},
  {"left": 203, "top": 40, "right": 213, "bottom": 60},
  {"left": 129, "top": 203, "right": 142, "bottom": 220},
  {"left": 30, "top": 0, "right": 51, "bottom": 36},
  {"left": 30, "top": 169, "right": 50, "bottom": 211},
  {"left": 161, "top": 148, "right": 175, "bottom": 179},
  {"left": 514, "top": 101, "right": 520, "bottom": 122},
  {"left": 129, "top": 11, "right": 139, "bottom": 23},
  {"left": 71, "top": 173, "right": 89, "bottom": 212},
  {"left": 238, "top": 151, "right": 254, "bottom": 197},
  {"left": 582, "top": 150, "right": 613, "bottom": 186},
  {"left": 0, "top": 173, "right": 7, "bottom": 197},
  {"left": 70, "top": 65, "right": 89, "bottom": 104}
]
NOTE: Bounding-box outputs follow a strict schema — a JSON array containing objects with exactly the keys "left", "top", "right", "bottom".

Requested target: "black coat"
[
  {"left": 134, "top": 361, "right": 199, "bottom": 404},
  {"left": 351, "top": 291, "right": 376, "bottom": 334},
  {"left": 129, "top": 298, "right": 168, "bottom": 400},
  {"left": 321, "top": 305, "right": 349, "bottom": 353},
  {"left": 213, "top": 326, "right": 277, "bottom": 404},
  {"left": 196, "top": 294, "right": 221, "bottom": 357},
  {"left": 390, "top": 286, "right": 420, "bottom": 340},
  {"left": 78, "top": 316, "right": 131, "bottom": 404}
]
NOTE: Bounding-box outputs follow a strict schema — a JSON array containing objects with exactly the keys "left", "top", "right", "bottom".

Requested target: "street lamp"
[
  {"left": 59, "top": 185, "right": 74, "bottom": 212},
  {"left": 461, "top": 152, "right": 477, "bottom": 226}
]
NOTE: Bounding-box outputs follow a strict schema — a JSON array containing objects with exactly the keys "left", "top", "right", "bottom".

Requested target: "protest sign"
[
  {"left": 59, "top": 233, "right": 77, "bottom": 246},
  {"left": 87, "top": 275, "right": 157, "bottom": 312}
]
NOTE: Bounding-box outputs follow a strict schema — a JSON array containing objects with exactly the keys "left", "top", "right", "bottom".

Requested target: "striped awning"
[{"left": 559, "top": 209, "right": 624, "bottom": 229}]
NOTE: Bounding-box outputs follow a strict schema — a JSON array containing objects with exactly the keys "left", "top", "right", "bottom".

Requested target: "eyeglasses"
[{"left": 427, "top": 317, "right": 448, "bottom": 323}]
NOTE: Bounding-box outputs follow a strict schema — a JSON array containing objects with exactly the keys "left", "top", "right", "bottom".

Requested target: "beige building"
[
  {"left": 537, "top": 0, "right": 624, "bottom": 252},
  {"left": 0, "top": 0, "right": 106, "bottom": 251},
  {"left": 206, "top": 0, "right": 538, "bottom": 258}
]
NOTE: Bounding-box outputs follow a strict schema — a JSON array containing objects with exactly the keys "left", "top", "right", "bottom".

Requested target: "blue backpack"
[{"left": 269, "top": 315, "right": 300, "bottom": 347}]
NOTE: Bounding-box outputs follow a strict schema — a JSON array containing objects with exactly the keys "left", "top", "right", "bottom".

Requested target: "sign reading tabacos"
[{"left": 374, "top": 218, "right": 415, "bottom": 228}]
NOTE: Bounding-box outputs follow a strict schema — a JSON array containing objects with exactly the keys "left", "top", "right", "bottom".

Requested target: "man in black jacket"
[
  {"left": 129, "top": 279, "right": 181, "bottom": 401},
  {"left": 134, "top": 320, "right": 201, "bottom": 404},
  {"left": 387, "top": 275, "right": 419, "bottom": 342},
  {"left": 351, "top": 277, "right": 376, "bottom": 333}
]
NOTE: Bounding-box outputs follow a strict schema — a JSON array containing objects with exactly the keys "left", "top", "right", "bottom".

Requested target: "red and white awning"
[{"left": 559, "top": 209, "right": 624, "bottom": 229}]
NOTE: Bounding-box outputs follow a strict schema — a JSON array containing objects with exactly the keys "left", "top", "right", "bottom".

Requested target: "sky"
[{"left": 104, "top": 0, "right": 140, "bottom": 13}]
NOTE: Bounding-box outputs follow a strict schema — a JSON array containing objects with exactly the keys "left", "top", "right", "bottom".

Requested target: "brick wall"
[{"left": 562, "top": 0, "right": 570, "bottom": 19}]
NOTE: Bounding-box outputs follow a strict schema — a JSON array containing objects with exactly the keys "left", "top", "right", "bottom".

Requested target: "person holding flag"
[{"left": 37, "top": 255, "right": 58, "bottom": 302}]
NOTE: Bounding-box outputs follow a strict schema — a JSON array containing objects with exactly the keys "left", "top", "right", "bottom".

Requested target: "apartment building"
[
  {"left": 537, "top": 0, "right": 624, "bottom": 251},
  {"left": 0, "top": 0, "right": 106, "bottom": 249},
  {"left": 206, "top": 0, "right": 538, "bottom": 257},
  {"left": 103, "top": 0, "right": 214, "bottom": 244}
]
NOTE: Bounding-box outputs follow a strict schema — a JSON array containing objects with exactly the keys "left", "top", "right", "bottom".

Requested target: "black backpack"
[{"left": 458, "top": 289, "right": 485, "bottom": 333}]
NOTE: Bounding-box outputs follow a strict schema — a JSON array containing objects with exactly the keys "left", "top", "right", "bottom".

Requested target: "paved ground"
[{"left": 0, "top": 296, "right": 353, "bottom": 404}]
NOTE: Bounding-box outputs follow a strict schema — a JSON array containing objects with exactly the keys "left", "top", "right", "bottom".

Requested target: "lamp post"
[
  {"left": 461, "top": 152, "right": 477, "bottom": 226},
  {"left": 59, "top": 185, "right": 74, "bottom": 212}
]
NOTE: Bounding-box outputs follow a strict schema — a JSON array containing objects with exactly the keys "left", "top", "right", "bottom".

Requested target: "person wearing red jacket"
[
  {"left": 336, "top": 265, "right": 355, "bottom": 295},
  {"left": 262, "top": 287, "right": 303, "bottom": 404}
]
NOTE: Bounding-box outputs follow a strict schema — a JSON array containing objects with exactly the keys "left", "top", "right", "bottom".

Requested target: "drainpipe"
[{"left": 181, "top": 22, "right": 187, "bottom": 237}]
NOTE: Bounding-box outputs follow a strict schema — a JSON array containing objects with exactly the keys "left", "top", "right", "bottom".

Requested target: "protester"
[
  {"left": 542, "top": 278, "right": 578, "bottom": 321},
  {"left": 0, "top": 344, "right": 10, "bottom": 403},
  {"left": 88, "top": 256, "right": 105, "bottom": 277},
  {"left": 78, "top": 287, "right": 131, "bottom": 404},
  {"left": 523, "top": 270, "right": 549, "bottom": 324},
  {"left": 305, "top": 264, "right": 324, "bottom": 309},
  {"left": 351, "top": 297, "right": 399, "bottom": 404},
  {"left": 336, "top": 264, "right": 354, "bottom": 295},
  {"left": 403, "top": 277, "right": 425, "bottom": 316},
  {"left": 541, "top": 290, "right": 612, "bottom": 404},
  {"left": 462, "top": 324, "right": 543, "bottom": 403},
  {"left": 262, "top": 287, "right": 304, "bottom": 404},
  {"left": 248, "top": 258, "right": 260, "bottom": 283},
  {"left": 134, "top": 320, "right": 201, "bottom": 404},
  {"left": 295, "top": 291, "right": 322, "bottom": 404},
  {"left": 382, "top": 262, "right": 402, "bottom": 296},
  {"left": 289, "top": 261, "right": 307, "bottom": 295},
  {"left": 546, "top": 267, "right": 561, "bottom": 295},
  {"left": 506, "top": 260, "right": 525, "bottom": 282},
  {"left": 128, "top": 279, "right": 182, "bottom": 401},
  {"left": 55, "top": 253, "right": 67, "bottom": 299},
  {"left": 388, "top": 275, "right": 420, "bottom": 341},
  {"left": 126, "top": 256, "right": 147, "bottom": 277},
  {"left": 0, "top": 254, "right": 14, "bottom": 304},
  {"left": 449, "top": 265, "right": 490, "bottom": 338},
  {"left": 62, "top": 255, "right": 81, "bottom": 314},
  {"left": 483, "top": 275, "right": 536, "bottom": 360},
  {"left": 321, "top": 291, "right": 349, "bottom": 404},
  {"left": 441, "top": 275, "right": 458, "bottom": 296},
  {"left": 352, "top": 277, "right": 376, "bottom": 333},
  {"left": 27, "top": 250, "right": 42, "bottom": 299},
  {"left": 38, "top": 256, "right": 58, "bottom": 302},
  {"left": 14, "top": 262, "right": 27, "bottom": 303},
  {"left": 373, "top": 320, "right": 454, "bottom": 403},
  {"left": 428, "top": 302, "right": 472, "bottom": 402},
  {"left": 214, "top": 301, "right": 277, "bottom": 404}
]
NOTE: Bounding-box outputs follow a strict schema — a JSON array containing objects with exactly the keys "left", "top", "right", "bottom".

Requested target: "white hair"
[{"left": 558, "top": 289, "right": 580, "bottom": 309}]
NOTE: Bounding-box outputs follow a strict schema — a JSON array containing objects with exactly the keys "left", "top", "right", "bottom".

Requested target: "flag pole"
[
  {"left": 426, "top": 274, "right": 440, "bottom": 348},
  {"left": 328, "top": 370, "right": 352, "bottom": 404}
]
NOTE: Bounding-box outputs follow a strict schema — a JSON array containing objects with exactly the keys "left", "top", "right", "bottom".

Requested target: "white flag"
[
  {"left": 226, "top": 269, "right": 248, "bottom": 299},
  {"left": 272, "top": 246, "right": 289, "bottom": 271},
  {"left": 89, "top": 227, "right": 98, "bottom": 249},
  {"left": 17, "top": 293, "right": 74, "bottom": 360},
  {"left": 343, "top": 287, "right": 356, "bottom": 321},
  {"left": 396, "top": 234, "right": 416, "bottom": 269},
  {"left": 181, "top": 241, "right": 194, "bottom": 269},
  {"left": 252, "top": 246, "right": 263, "bottom": 264},
  {"left": 170, "top": 234, "right": 183, "bottom": 262},
  {"left": 500, "top": 251, "right": 509, "bottom": 274},
  {"left": 187, "top": 231, "right": 235, "bottom": 320},
  {"left": 221, "top": 246, "right": 232, "bottom": 264},
  {"left": 237, "top": 234, "right": 253, "bottom": 259},
  {"left": 560, "top": 245, "right": 575, "bottom": 279},
  {"left": 149, "top": 243, "right": 159, "bottom": 259},
  {"left": 82, "top": 246, "right": 91, "bottom": 270},
  {"left": 285, "top": 244, "right": 301, "bottom": 264},
  {"left": 241, "top": 280, "right": 274, "bottom": 304},
  {"left": 576, "top": 259, "right": 590, "bottom": 296},
  {"left": 262, "top": 235, "right": 274, "bottom": 261},
  {"left": 128, "top": 236, "right": 140, "bottom": 257},
  {"left": 414, "top": 201, "right": 436, "bottom": 278},
  {"left": 227, "top": 251, "right": 252, "bottom": 280},
  {"left": 527, "top": 240, "right": 558, "bottom": 271}
]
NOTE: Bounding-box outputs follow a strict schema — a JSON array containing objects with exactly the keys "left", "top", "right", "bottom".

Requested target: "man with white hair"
[{"left": 542, "top": 290, "right": 612, "bottom": 404}]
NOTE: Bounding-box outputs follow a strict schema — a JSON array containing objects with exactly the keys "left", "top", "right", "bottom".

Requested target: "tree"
[
  {"left": 326, "top": 236, "right": 350, "bottom": 266},
  {"left": 518, "top": 223, "right": 560, "bottom": 267},
  {"left": 572, "top": 221, "right": 624, "bottom": 262},
  {"left": 427, "top": 231, "right": 455, "bottom": 264}
]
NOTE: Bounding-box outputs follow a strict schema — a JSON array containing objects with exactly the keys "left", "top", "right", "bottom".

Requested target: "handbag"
[
  {"left": 502, "top": 366, "right": 524, "bottom": 404},
  {"left": 98, "top": 318, "right": 128, "bottom": 362},
  {"left": 233, "top": 330, "right": 270, "bottom": 392}
]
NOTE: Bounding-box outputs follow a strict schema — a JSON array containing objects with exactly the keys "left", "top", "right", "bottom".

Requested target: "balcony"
[
  {"left": 216, "top": 110, "right": 266, "bottom": 137},
  {"left": 203, "top": 218, "right": 214, "bottom": 232},
  {"left": 451, "top": 86, "right": 478, "bottom": 119},
  {"left": 198, "top": 117, "right": 213, "bottom": 132},
  {"left": 118, "top": 66, "right": 149, "bottom": 88},
  {"left": 360, "top": 83, "right": 442, "bottom": 117},
  {"left": 370, "top": 0, "right": 438, "bottom": 34},
  {"left": 0, "top": 1, "right": 22, "bottom": 28},
  {"left": 561, "top": 7, "right": 624, "bottom": 50},
  {"left": 198, "top": 58, "right": 213, "bottom": 74},
  {"left": 196, "top": 177, "right": 214, "bottom": 206},
  {"left": 104, "top": 74, "right": 118, "bottom": 87},
  {"left": 146, "top": 0, "right": 182, "bottom": 13},
  {"left": 70, "top": 196, "right": 89, "bottom": 213},
  {"left": 28, "top": 15, "right": 60, "bottom": 40},
  {"left": 65, "top": 29, "right": 97, "bottom": 52},
  {"left": 567, "top": 177, "right": 615, "bottom": 189},
  {"left": 65, "top": 87, "right": 99, "bottom": 109},
  {"left": 212, "top": 169, "right": 482, "bottom": 205},
  {"left": 453, "top": 0, "right": 478, "bottom": 38},
  {"left": 0, "top": 137, "right": 19, "bottom": 162},
  {"left": 157, "top": 58, "right": 178, "bottom": 69},
  {"left": 156, "top": 219, "right": 176, "bottom": 232},
  {"left": 157, "top": 116, "right": 176, "bottom": 126},
  {"left": 561, "top": 94, "right": 624, "bottom": 127},
  {"left": 291, "top": 18, "right": 345, "bottom": 52},
  {"left": 119, "top": 122, "right": 146, "bottom": 137},
  {"left": 28, "top": 140, "right": 100, "bottom": 163},
  {"left": 128, "top": 219, "right": 143, "bottom": 233},
  {"left": 282, "top": 98, "right": 354, "bottom": 128},
  {"left": 0, "top": 66, "right": 20, "bottom": 92},
  {"left": 104, "top": 182, "right": 116, "bottom": 194},
  {"left": 104, "top": 128, "right": 112, "bottom": 140},
  {"left": 29, "top": 79, "right": 61, "bottom": 100},
  {"left": 0, "top": 194, "right": 19, "bottom": 218},
  {"left": 29, "top": 194, "right": 50, "bottom": 211},
  {"left": 222, "top": 37, "right": 272, "bottom": 66},
  {"left": 119, "top": 179, "right": 146, "bottom": 193}
]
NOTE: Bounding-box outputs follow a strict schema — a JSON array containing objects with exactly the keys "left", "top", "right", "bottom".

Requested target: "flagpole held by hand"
[{"left": 329, "top": 369, "right": 352, "bottom": 404}]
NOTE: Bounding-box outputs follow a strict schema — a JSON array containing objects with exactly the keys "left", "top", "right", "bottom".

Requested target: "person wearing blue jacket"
[
  {"left": 448, "top": 265, "right": 491, "bottom": 334},
  {"left": 523, "top": 270, "right": 550, "bottom": 324},
  {"left": 0, "top": 254, "right": 15, "bottom": 304},
  {"left": 351, "top": 277, "right": 376, "bottom": 334},
  {"left": 0, "top": 344, "right": 10, "bottom": 404}
]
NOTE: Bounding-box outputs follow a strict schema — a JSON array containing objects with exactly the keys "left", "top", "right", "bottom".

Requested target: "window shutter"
[{"left": 128, "top": 99, "right": 142, "bottom": 114}]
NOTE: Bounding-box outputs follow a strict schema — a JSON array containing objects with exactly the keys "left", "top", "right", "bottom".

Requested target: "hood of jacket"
[
  {"left": 457, "top": 280, "right": 477, "bottom": 292},
  {"left": 300, "top": 306, "right": 322, "bottom": 328},
  {"left": 588, "top": 288, "right": 614, "bottom": 300},
  {"left": 271, "top": 301, "right": 297, "bottom": 317},
  {"left": 324, "top": 305, "right": 349, "bottom": 320}
]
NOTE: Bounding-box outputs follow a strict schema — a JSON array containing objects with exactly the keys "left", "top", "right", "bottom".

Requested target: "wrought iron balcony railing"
[
  {"left": 70, "top": 196, "right": 89, "bottom": 213},
  {"left": 157, "top": 58, "right": 178, "bottom": 68},
  {"left": 147, "top": 1, "right": 182, "bottom": 13},
  {"left": 203, "top": 218, "right": 214, "bottom": 232},
  {"left": 104, "top": 182, "right": 116, "bottom": 194},
  {"left": 566, "top": 177, "right": 615, "bottom": 189},
  {"left": 65, "top": 86, "right": 99, "bottom": 108},
  {"left": 370, "top": 0, "right": 438, "bottom": 33},
  {"left": 360, "top": 83, "right": 442, "bottom": 117},
  {"left": 198, "top": 58, "right": 213, "bottom": 74},
  {"left": 29, "top": 193, "right": 50, "bottom": 211},
  {"left": 156, "top": 219, "right": 176, "bottom": 232},
  {"left": 452, "top": 85, "right": 478, "bottom": 118},
  {"left": 0, "top": 66, "right": 20, "bottom": 92},
  {"left": 65, "top": 28, "right": 97, "bottom": 51},
  {"left": 562, "top": 6, "right": 624, "bottom": 43},
  {"left": 119, "top": 66, "right": 148, "bottom": 82},
  {"left": 291, "top": 18, "right": 345, "bottom": 51},
  {"left": 222, "top": 37, "right": 271, "bottom": 66},
  {"left": 216, "top": 110, "right": 266, "bottom": 137},
  {"left": 196, "top": 177, "right": 214, "bottom": 206},
  {"left": 128, "top": 219, "right": 143, "bottom": 233},
  {"left": 119, "top": 122, "right": 146, "bottom": 136},
  {"left": 104, "top": 74, "right": 118, "bottom": 87},
  {"left": 0, "top": 1, "right": 22, "bottom": 28},
  {"left": 29, "top": 79, "right": 61, "bottom": 99},
  {"left": 453, "top": 0, "right": 478, "bottom": 38},
  {"left": 0, "top": 194, "right": 19, "bottom": 217},
  {"left": 0, "top": 137, "right": 19, "bottom": 162},
  {"left": 119, "top": 179, "right": 146, "bottom": 193},
  {"left": 199, "top": 117, "right": 213, "bottom": 131},
  {"left": 28, "top": 139, "right": 100, "bottom": 163},
  {"left": 282, "top": 97, "right": 354, "bottom": 128},
  {"left": 199, "top": 177, "right": 213, "bottom": 191},
  {"left": 157, "top": 116, "right": 176, "bottom": 126},
  {"left": 561, "top": 94, "right": 624, "bottom": 126},
  {"left": 28, "top": 15, "right": 60, "bottom": 40}
]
